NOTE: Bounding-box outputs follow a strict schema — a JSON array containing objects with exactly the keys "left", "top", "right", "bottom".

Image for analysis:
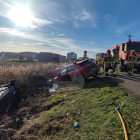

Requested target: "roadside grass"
[
  {"left": 15, "top": 77, "right": 140, "bottom": 140},
  {"left": 0, "top": 62, "right": 65, "bottom": 84}
]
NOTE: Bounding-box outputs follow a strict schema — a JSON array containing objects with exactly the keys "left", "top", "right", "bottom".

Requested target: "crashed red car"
[
  {"left": 54, "top": 59, "right": 99, "bottom": 85},
  {"left": 52, "top": 68, "right": 62, "bottom": 76}
]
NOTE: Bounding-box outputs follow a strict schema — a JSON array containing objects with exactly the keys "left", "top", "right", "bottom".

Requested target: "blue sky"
[{"left": 0, "top": 0, "right": 140, "bottom": 58}]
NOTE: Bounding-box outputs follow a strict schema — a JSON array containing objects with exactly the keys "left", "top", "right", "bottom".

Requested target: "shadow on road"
[{"left": 83, "top": 76, "right": 124, "bottom": 89}]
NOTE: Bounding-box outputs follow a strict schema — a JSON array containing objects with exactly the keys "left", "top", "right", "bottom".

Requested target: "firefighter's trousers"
[
  {"left": 127, "top": 63, "right": 134, "bottom": 75},
  {"left": 112, "top": 63, "right": 118, "bottom": 76},
  {"left": 98, "top": 63, "right": 104, "bottom": 73},
  {"left": 104, "top": 63, "right": 111, "bottom": 75}
]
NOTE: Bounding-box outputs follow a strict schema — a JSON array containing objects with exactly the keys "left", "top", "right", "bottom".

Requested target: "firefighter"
[
  {"left": 127, "top": 50, "right": 137, "bottom": 75},
  {"left": 96, "top": 53, "right": 104, "bottom": 74},
  {"left": 83, "top": 50, "right": 87, "bottom": 59},
  {"left": 103, "top": 50, "right": 112, "bottom": 76},
  {"left": 112, "top": 49, "right": 119, "bottom": 77}
]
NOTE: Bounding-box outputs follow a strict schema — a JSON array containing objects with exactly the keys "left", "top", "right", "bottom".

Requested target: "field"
[{"left": 0, "top": 62, "right": 140, "bottom": 140}]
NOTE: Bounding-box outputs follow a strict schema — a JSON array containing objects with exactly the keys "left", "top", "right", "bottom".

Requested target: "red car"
[{"left": 54, "top": 59, "right": 99, "bottom": 85}]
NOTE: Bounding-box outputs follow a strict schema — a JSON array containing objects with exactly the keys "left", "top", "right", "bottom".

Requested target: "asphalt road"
[{"left": 111, "top": 69, "right": 140, "bottom": 96}]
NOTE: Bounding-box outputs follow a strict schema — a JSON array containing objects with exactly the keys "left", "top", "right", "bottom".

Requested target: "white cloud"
[
  {"left": 73, "top": 9, "right": 98, "bottom": 28},
  {"left": 56, "top": 38, "right": 80, "bottom": 49},
  {"left": 52, "top": 18, "right": 66, "bottom": 23},
  {"left": 20, "top": 43, "right": 29, "bottom": 45},
  {"left": 75, "top": 9, "right": 91, "bottom": 21},
  {"left": 58, "top": 33, "right": 65, "bottom": 36},
  {"left": 85, "top": 48, "right": 107, "bottom": 53},
  {"left": 104, "top": 14, "right": 112, "bottom": 18},
  {"left": 116, "top": 23, "right": 135, "bottom": 34},
  {"left": 7, "top": 41, "right": 14, "bottom": 44},
  {"left": 49, "top": 44, "right": 62, "bottom": 48},
  {"left": 73, "top": 22, "right": 81, "bottom": 28},
  {"left": 0, "top": 28, "right": 25, "bottom": 37},
  {"left": 0, "top": 0, "right": 13, "bottom": 8},
  {"left": 33, "top": 17, "right": 53, "bottom": 27},
  {"left": 0, "top": 27, "right": 80, "bottom": 50},
  {"left": 0, "top": 27, "right": 50, "bottom": 43},
  {"left": 0, "top": 27, "right": 104, "bottom": 54},
  {"left": 51, "top": 32, "right": 55, "bottom": 35},
  {"left": 33, "top": 43, "right": 44, "bottom": 46}
]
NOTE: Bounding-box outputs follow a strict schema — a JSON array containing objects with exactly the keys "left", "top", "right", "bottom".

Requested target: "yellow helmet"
[{"left": 130, "top": 50, "right": 135, "bottom": 53}]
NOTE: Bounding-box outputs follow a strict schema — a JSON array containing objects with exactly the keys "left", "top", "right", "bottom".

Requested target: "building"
[
  {"left": 67, "top": 52, "right": 77, "bottom": 60},
  {"left": 0, "top": 52, "right": 20, "bottom": 58},
  {"left": 37, "top": 52, "right": 54, "bottom": 62},
  {"left": 0, "top": 51, "right": 67, "bottom": 63},
  {"left": 58, "top": 55, "right": 67, "bottom": 63},
  {"left": 20, "top": 52, "right": 36, "bottom": 59},
  {"left": 36, "top": 52, "right": 67, "bottom": 63}
]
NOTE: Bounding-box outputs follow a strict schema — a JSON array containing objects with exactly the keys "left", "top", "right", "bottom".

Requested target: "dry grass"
[{"left": 0, "top": 63, "right": 65, "bottom": 84}]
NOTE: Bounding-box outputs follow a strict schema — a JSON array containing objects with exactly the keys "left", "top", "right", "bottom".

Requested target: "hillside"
[{"left": 0, "top": 63, "right": 140, "bottom": 140}]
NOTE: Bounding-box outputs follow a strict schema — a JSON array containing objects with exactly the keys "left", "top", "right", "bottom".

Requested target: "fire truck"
[
  {"left": 108, "top": 38, "right": 140, "bottom": 73},
  {"left": 93, "top": 53, "right": 106, "bottom": 62}
]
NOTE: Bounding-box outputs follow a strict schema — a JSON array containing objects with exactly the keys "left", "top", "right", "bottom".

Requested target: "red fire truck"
[{"left": 108, "top": 40, "right": 140, "bottom": 73}]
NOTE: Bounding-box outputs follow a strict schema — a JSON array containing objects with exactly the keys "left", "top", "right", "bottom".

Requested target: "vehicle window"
[
  {"left": 79, "top": 61, "right": 91, "bottom": 67},
  {"left": 97, "top": 56, "right": 103, "bottom": 58},
  {"left": 127, "top": 43, "right": 140, "bottom": 52},
  {"left": 66, "top": 65, "right": 76, "bottom": 73},
  {"left": 122, "top": 44, "right": 125, "bottom": 51},
  {"left": 60, "top": 68, "right": 66, "bottom": 75}
]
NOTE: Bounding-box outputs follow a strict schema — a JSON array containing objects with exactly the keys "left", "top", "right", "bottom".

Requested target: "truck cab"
[{"left": 119, "top": 41, "right": 140, "bottom": 73}]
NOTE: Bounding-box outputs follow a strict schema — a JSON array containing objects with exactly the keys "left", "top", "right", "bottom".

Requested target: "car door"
[
  {"left": 66, "top": 65, "right": 78, "bottom": 81},
  {"left": 59, "top": 68, "right": 67, "bottom": 83}
]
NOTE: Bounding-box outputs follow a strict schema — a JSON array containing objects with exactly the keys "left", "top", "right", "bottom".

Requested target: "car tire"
[{"left": 77, "top": 74, "right": 85, "bottom": 85}]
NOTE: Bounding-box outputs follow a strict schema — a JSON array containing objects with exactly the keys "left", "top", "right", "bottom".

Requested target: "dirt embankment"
[{"left": 0, "top": 75, "right": 50, "bottom": 139}]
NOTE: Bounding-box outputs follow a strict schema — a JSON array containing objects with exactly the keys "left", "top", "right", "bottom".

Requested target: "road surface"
[{"left": 111, "top": 70, "right": 140, "bottom": 96}]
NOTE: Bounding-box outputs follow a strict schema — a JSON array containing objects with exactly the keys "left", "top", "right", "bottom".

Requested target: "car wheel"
[{"left": 77, "top": 74, "right": 85, "bottom": 85}]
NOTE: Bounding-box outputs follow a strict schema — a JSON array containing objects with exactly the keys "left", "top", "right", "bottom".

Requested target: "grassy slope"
[{"left": 12, "top": 77, "right": 140, "bottom": 140}]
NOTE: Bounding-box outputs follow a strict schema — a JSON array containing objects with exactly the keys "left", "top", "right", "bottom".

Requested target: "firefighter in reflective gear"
[
  {"left": 103, "top": 50, "right": 112, "bottom": 76},
  {"left": 112, "top": 49, "right": 119, "bottom": 77},
  {"left": 96, "top": 53, "right": 104, "bottom": 74},
  {"left": 128, "top": 50, "right": 137, "bottom": 75}
]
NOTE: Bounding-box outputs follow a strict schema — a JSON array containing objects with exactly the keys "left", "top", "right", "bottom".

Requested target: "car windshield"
[
  {"left": 127, "top": 43, "right": 140, "bottom": 52},
  {"left": 97, "top": 55, "right": 103, "bottom": 58},
  {"left": 59, "top": 68, "right": 66, "bottom": 75},
  {"left": 66, "top": 65, "right": 76, "bottom": 73}
]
